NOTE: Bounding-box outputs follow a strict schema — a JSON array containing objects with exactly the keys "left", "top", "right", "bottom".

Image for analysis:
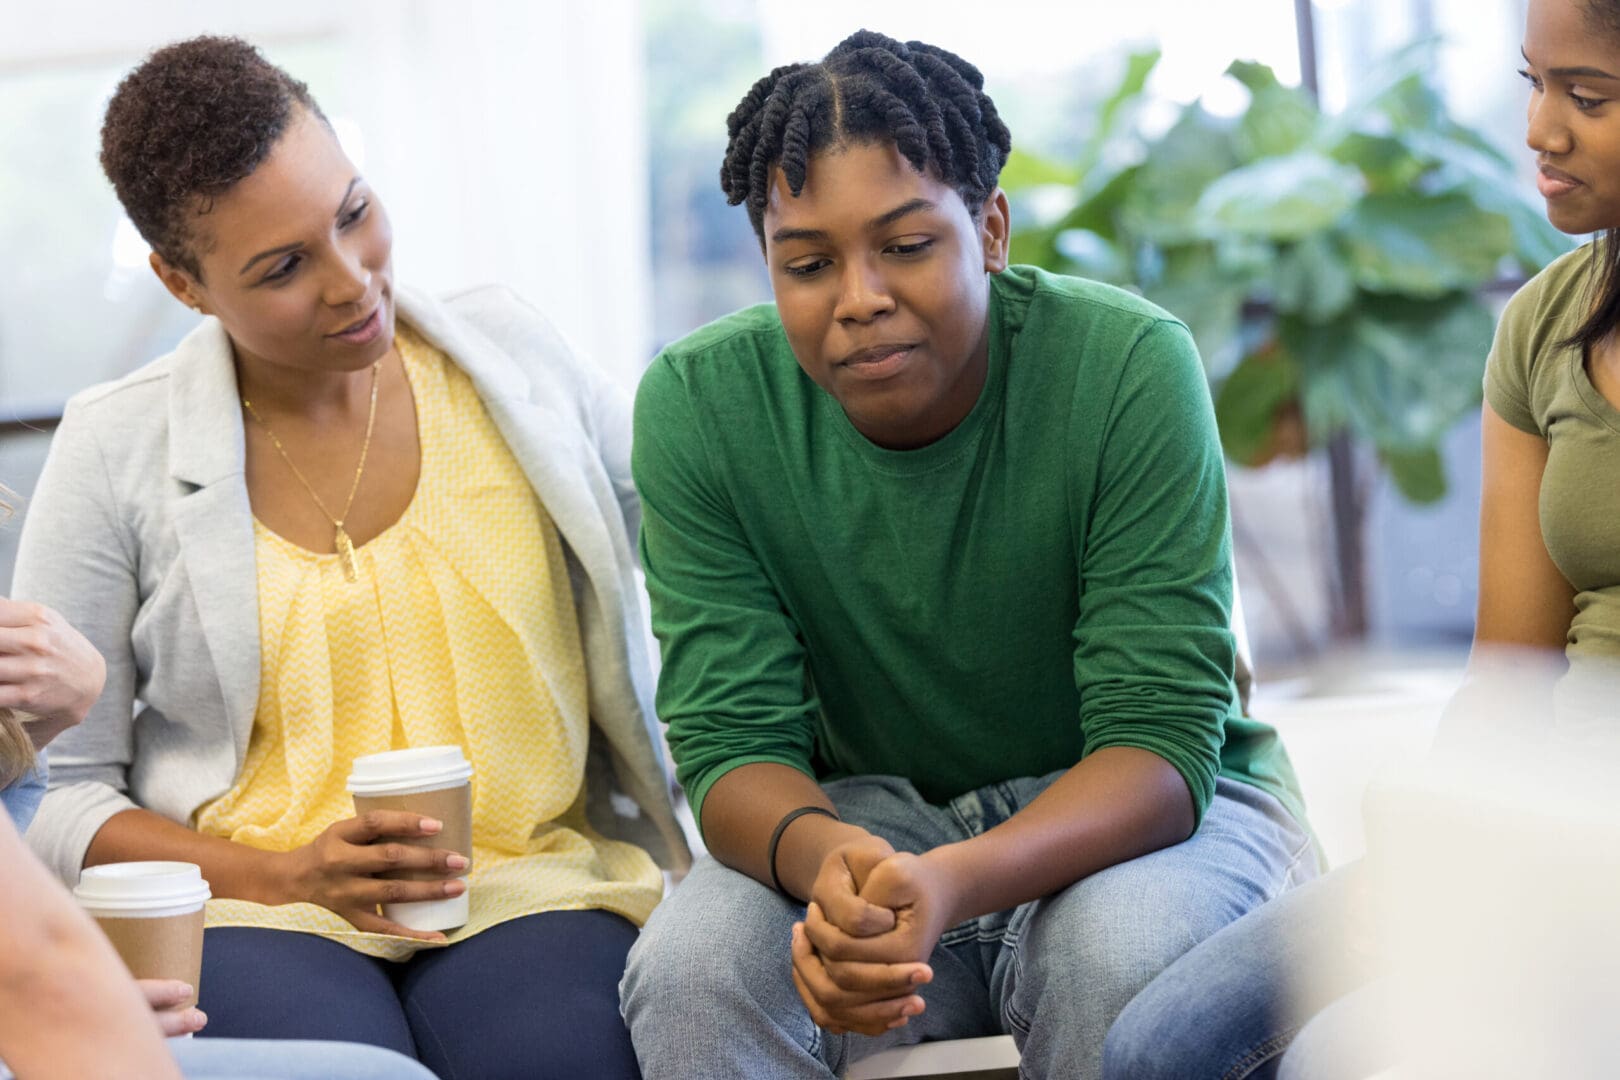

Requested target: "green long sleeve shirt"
[{"left": 634, "top": 265, "right": 1305, "bottom": 833}]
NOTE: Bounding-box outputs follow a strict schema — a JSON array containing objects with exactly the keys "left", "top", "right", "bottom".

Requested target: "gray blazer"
[{"left": 16, "top": 285, "right": 692, "bottom": 884}]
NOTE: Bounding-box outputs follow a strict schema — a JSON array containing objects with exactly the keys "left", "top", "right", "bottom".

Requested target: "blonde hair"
[
  {"left": 0, "top": 486, "right": 32, "bottom": 789},
  {"left": 0, "top": 709, "right": 36, "bottom": 790}
]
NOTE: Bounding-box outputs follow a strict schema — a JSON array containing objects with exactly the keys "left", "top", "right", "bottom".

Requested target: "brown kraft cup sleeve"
[
  {"left": 352, "top": 783, "right": 473, "bottom": 882},
  {"left": 95, "top": 908, "right": 206, "bottom": 1008}
]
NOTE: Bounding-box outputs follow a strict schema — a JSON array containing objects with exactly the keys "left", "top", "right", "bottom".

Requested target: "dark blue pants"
[{"left": 196, "top": 910, "right": 641, "bottom": 1080}]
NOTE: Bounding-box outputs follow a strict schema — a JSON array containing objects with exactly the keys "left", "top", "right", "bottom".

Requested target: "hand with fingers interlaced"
[{"left": 790, "top": 835, "right": 968, "bottom": 1037}]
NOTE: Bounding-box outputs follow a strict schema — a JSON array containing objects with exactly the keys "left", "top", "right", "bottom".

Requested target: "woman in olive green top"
[
  {"left": 1102, "top": 0, "right": 1620, "bottom": 1076},
  {"left": 1482, "top": 242, "right": 1620, "bottom": 662}
]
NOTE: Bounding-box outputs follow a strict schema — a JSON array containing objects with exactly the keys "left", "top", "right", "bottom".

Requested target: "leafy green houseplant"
[{"left": 1003, "top": 48, "right": 1570, "bottom": 639}]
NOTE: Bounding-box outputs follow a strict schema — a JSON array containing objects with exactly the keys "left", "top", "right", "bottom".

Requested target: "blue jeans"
[
  {"left": 199, "top": 910, "right": 641, "bottom": 1079},
  {"left": 171, "top": 1038, "right": 435, "bottom": 1079},
  {"left": 621, "top": 774, "right": 1314, "bottom": 1080},
  {"left": 1102, "top": 862, "right": 1380, "bottom": 1080}
]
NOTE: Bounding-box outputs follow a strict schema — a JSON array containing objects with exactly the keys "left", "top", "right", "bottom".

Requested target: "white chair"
[
  {"left": 842, "top": 584, "right": 1256, "bottom": 1079},
  {"left": 844, "top": 1035, "right": 1021, "bottom": 1080}
]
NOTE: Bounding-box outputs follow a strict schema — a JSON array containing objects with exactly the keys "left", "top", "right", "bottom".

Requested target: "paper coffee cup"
[
  {"left": 347, "top": 746, "right": 474, "bottom": 932},
  {"left": 73, "top": 861, "right": 210, "bottom": 1008}
]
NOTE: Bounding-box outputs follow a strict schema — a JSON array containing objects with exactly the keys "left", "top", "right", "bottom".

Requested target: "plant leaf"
[
  {"left": 1272, "top": 233, "right": 1357, "bottom": 323},
  {"left": 1060, "top": 163, "right": 1143, "bottom": 242},
  {"left": 1237, "top": 87, "right": 1319, "bottom": 161},
  {"left": 1215, "top": 349, "right": 1301, "bottom": 464},
  {"left": 1283, "top": 292, "right": 1494, "bottom": 455},
  {"left": 1231, "top": 59, "right": 1320, "bottom": 161},
  {"left": 1000, "top": 149, "right": 1081, "bottom": 194},
  {"left": 1330, "top": 132, "right": 1428, "bottom": 194},
  {"left": 1194, "top": 151, "right": 1364, "bottom": 240},
  {"left": 1054, "top": 228, "right": 1128, "bottom": 280},
  {"left": 1079, "top": 50, "right": 1161, "bottom": 176},
  {"left": 1400, "top": 130, "right": 1574, "bottom": 273},
  {"left": 1226, "top": 59, "right": 1284, "bottom": 93},
  {"left": 1119, "top": 105, "right": 1241, "bottom": 243},
  {"left": 1343, "top": 193, "right": 1514, "bottom": 295},
  {"left": 1381, "top": 445, "right": 1447, "bottom": 503},
  {"left": 1318, "top": 38, "right": 1439, "bottom": 146}
]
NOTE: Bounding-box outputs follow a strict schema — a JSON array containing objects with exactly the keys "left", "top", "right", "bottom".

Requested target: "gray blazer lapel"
[{"left": 167, "top": 321, "right": 261, "bottom": 760}]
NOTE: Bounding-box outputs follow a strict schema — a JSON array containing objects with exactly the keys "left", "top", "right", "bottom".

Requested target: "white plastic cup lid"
[
  {"left": 73, "top": 861, "right": 211, "bottom": 913},
  {"left": 347, "top": 745, "right": 473, "bottom": 796}
]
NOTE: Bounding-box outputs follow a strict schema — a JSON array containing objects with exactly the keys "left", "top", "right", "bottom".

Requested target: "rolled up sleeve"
[{"left": 1072, "top": 320, "right": 1234, "bottom": 824}]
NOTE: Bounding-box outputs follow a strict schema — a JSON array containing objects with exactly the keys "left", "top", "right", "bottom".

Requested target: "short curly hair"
[
  {"left": 721, "top": 30, "right": 1012, "bottom": 243},
  {"left": 100, "top": 35, "right": 324, "bottom": 279}
]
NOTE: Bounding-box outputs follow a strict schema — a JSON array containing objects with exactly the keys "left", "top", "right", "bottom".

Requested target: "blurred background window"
[{"left": 2, "top": 0, "right": 1548, "bottom": 675}]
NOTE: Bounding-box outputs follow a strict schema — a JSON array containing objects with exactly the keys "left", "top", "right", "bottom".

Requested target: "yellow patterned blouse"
[{"left": 195, "top": 326, "right": 663, "bottom": 960}]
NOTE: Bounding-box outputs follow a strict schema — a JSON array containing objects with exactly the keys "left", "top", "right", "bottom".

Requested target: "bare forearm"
[
  {"left": 0, "top": 931, "right": 182, "bottom": 1079},
  {"left": 86, "top": 808, "right": 287, "bottom": 905},
  {"left": 0, "top": 815, "right": 180, "bottom": 1079},
  {"left": 701, "top": 763, "right": 872, "bottom": 898},
  {"left": 926, "top": 747, "right": 1195, "bottom": 922}
]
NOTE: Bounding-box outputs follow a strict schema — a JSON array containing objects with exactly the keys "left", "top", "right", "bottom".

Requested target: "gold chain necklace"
[{"left": 241, "top": 360, "right": 381, "bottom": 582}]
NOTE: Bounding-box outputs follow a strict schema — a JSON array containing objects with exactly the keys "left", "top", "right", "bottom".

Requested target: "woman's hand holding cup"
[{"left": 277, "top": 811, "right": 469, "bottom": 940}]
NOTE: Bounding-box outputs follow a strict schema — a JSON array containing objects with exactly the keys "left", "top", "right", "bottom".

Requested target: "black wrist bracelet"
[{"left": 768, "top": 805, "right": 839, "bottom": 897}]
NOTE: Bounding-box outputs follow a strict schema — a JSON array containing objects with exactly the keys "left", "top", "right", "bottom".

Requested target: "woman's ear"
[
  {"left": 979, "top": 188, "right": 1010, "bottom": 273},
  {"left": 148, "top": 251, "right": 208, "bottom": 314}
]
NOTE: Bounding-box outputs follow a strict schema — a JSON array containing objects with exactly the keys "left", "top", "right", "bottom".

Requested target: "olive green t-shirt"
[
  {"left": 1484, "top": 242, "right": 1620, "bottom": 658},
  {"left": 634, "top": 265, "right": 1306, "bottom": 833}
]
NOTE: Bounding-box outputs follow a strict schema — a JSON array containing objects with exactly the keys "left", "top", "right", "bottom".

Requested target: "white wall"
[
  {"left": 346, "top": 0, "right": 653, "bottom": 387},
  {"left": 0, "top": 0, "right": 652, "bottom": 388}
]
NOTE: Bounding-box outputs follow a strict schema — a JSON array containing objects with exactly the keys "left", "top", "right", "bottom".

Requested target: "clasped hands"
[{"left": 790, "top": 833, "right": 964, "bottom": 1037}]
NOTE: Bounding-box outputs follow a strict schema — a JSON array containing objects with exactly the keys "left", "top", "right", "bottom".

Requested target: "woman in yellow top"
[{"left": 16, "top": 36, "right": 689, "bottom": 1079}]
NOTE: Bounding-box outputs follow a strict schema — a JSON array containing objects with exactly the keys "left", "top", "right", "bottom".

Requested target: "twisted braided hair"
[{"left": 721, "top": 30, "right": 1012, "bottom": 243}]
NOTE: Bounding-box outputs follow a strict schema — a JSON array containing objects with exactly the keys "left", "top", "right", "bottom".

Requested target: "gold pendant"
[{"left": 334, "top": 525, "right": 359, "bottom": 582}]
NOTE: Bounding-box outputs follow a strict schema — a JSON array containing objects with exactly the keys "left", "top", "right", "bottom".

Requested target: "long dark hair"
[
  {"left": 1560, "top": 233, "right": 1620, "bottom": 353},
  {"left": 1563, "top": 3, "right": 1620, "bottom": 352}
]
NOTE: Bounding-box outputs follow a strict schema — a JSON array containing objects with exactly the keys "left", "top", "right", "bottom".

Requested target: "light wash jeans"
[
  {"left": 169, "top": 1038, "right": 436, "bottom": 1079},
  {"left": 0, "top": 1039, "right": 434, "bottom": 1080},
  {"left": 622, "top": 773, "right": 1315, "bottom": 1080},
  {"left": 1102, "top": 862, "right": 1380, "bottom": 1080}
]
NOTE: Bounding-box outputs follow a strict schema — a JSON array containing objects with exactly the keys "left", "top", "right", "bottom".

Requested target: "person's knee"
[
  {"left": 621, "top": 862, "right": 794, "bottom": 1026},
  {"left": 1098, "top": 981, "right": 1192, "bottom": 1080},
  {"left": 171, "top": 1038, "right": 436, "bottom": 1080},
  {"left": 316, "top": 1042, "right": 437, "bottom": 1080},
  {"left": 625, "top": 904, "right": 757, "bottom": 1008},
  {"left": 1022, "top": 875, "right": 1203, "bottom": 1008}
]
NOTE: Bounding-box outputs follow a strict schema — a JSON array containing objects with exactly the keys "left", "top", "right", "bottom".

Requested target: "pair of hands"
[
  {"left": 0, "top": 597, "right": 106, "bottom": 748},
  {"left": 790, "top": 833, "right": 964, "bottom": 1037},
  {"left": 0, "top": 597, "right": 464, "bottom": 944},
  {"left": 272, "top": 810, "right": 469, "bottom": 940}
]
